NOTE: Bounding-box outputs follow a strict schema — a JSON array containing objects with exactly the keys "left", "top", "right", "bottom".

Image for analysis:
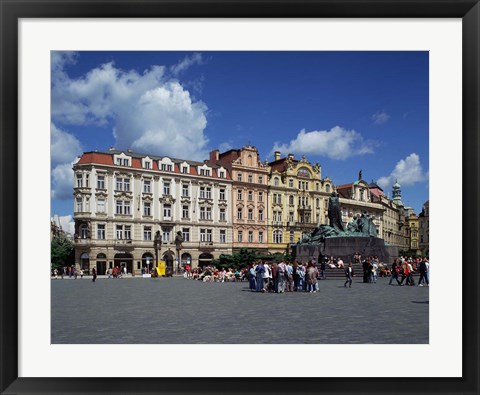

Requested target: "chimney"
[
  {"left": 210, "top": 149, "right": 220, "bottom": 162},
  {"left": 274, "top": 151, "right": 281, "bottom": 161}
]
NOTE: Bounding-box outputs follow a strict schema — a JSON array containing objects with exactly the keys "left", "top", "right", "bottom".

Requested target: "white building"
[{"left": 73, "top": 149, "right": 233, "bottom": 274}]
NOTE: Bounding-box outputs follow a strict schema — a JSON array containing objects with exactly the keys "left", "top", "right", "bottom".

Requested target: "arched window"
[
  {"left": 326, "top": 184, "right": 331, "bottom": 193},
  {"left": 273, "top": 230, "right": 283, "bottom": 244},
  {"left": 79, "top": 224, "right": 88, "bottom": 239},
  {"left": 274, "top": 177, "right": 279, "bottom": 186}
]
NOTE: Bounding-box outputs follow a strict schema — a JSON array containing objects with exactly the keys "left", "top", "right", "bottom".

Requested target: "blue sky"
[{"left": 51, "top": 51, "right": 429, "bottom": 232}]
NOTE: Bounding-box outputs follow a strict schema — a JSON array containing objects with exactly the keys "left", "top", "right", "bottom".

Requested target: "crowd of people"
[{"left": 52, "top": 265, "right": 84, "bottom": 279}]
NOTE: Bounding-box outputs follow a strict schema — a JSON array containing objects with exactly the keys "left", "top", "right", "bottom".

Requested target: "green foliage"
[
  {"left": 51, "top": 234, "right": 75, "bottom": 269},
  {"left": 211, "top": 249, "right": 292, "bottom": 270}
]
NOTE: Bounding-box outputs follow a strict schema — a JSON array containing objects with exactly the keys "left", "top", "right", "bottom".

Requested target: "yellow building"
[
  {"left": 407, "top": 213, "right": 420, "bottom": 254},
  {"left": 267, "top": 152, "right": 333, "bottom": 255}
]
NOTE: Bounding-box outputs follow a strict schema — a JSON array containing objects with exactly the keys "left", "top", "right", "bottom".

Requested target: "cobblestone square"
[{"left": 51, "top": 276, "right": 428, "bottom": 344}]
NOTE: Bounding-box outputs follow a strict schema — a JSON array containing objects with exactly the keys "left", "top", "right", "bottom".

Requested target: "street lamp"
[{"left": 153, "top": 230, "right": 162, "bottom": 271}]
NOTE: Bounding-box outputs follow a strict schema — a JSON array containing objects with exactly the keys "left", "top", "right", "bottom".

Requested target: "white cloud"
[
  {"left": 271, "top": 126, "right": 377, "bottom": 160},
  {"left": 219, "top": 142, "right": 233, "bottom": 152},
  {"left": 51, "top": 214, "right": 75, "bottom": 235},
  {"left": 51, "top": 54, "right": 209, "bottom": 160},
  {"left": 377, "top": 153, "right": 428, "bottom": 189},
  {"left": 51, "top": 123, "right": 82, "bottom": 166},
  {"left": 170, "top": 53, "right": 203, "bottom": 76},
  {"left": 371, "top": 110, "right": 390, "bottom": 125},
  {"left": 51, "top": 162, "right": 74, "bottom": 200}
]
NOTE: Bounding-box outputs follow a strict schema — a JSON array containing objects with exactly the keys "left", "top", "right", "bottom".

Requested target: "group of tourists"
[
  {"left": 389, "top": 256, "right": 430, "bottom": 286},
  {"left": 247, "top": 260, "right": 321, "bottom": 293},
  {"left": 185, "top": 266, "right": 247, "bottom": 283},
  {"left": 52, "top": 265, "right": 84, "bottom": 279}
]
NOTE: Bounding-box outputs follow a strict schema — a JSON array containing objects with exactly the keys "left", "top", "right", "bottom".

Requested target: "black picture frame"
[{"left": 1, "top": 1, "right": 478, "bottom": 394}]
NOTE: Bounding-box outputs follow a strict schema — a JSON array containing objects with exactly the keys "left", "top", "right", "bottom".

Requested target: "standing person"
[
  {"left": 320, "top": 259, "right": 326, "bottom": 280},
  {"left": 74, "top": 267, "right": 78, "bottom": 280},
  {"left": 277, "top": 261, "right": 287, "bottom": 293},
  {"left": 389, "top": 259, "right": 402, "bottom": 285},
  {"left": 344, "top": 263, "right": 354, "bottom": 287},
  {"left": 255, "top": 261, "right": 265, "bottom": 292},
  {"left": 371, "top": 259, "right": 378, "bottom": 283},
  {"left": 53, "top": 268, "right": 58, "bottom": 279},
  {"left": 296, "top": 263, "right": 305, "bottom": 292},
  {"left": 248, "top": 264, "right": 257, "bottom": 291},
  {"left": 263, "top": 262, "right": 271, "bottom": 291},
  {"left": 285, "top": 262, "right": 294, "bottom": 292},
  {"left": 306, "top": 262, "right": 318, "bottom": 293},
  {"left": 92, "top": 267, "right": 97, "bottom": 282}
]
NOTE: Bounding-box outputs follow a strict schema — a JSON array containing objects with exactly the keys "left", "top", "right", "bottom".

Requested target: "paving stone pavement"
[{"left": 51, "top": 276, "right": 429, "bottom": 344}]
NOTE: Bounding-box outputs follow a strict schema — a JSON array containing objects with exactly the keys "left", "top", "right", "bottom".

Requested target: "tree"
[{"left": 51, "top": 234, "right": 75, "bottom": 269}]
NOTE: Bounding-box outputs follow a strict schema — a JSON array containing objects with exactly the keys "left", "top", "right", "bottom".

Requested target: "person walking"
[
  {"left": 344, "top": 263, "right": 354, "bottom": 287},
  {"left": 92, "top": 267, "right": 97, "bottom": 282},
  {"left": 418, "top": 257, "right": 429, "bottom": 286},
  {"left": 389, "top": 259, "right": 402, "bottom": 285}
]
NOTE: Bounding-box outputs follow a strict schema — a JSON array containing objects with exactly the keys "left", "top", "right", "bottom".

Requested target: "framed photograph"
[{"left": 1, "top": 1, "right": 479, "bottom": 394}]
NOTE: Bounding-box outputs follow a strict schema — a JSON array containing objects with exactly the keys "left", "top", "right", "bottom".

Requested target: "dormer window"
[
  {"left": 200, "top": 169, "right": 210, "bottom": 176},
  {"left": 161, "top": 164, "right": 173, "bottom": 172},
  {"left": 114, "top": 153, "right": 131, "bottom": 167},
  {"left": 219, "top": 170, "right": 225, "bottom": 178},
  {"left": 182, "top": 166, "right": 188, "bottom": 174}
]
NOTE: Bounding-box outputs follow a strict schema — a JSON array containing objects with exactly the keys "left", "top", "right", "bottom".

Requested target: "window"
[
  {"left": 199, "top": 186, "right": 212, "bottom": 199},
  {"left": 289, "top": 179, "right": 294, "bottom": 188},
  {"left": 182, "top": 205, "right": 189, "bottom": 219},
  {"left": 163, "top": 204, "right": 172, "bottom": 219},
  {"left": 219, "top": 188, "right": 225, "bottom": 200},
  {"left": 273, "top": 211, "right": 282, "bottom": 222},
  {"left": 237, "top": 173, "right": 242, "bottom": 182},
  {"left": 237, "top": 190, "right": 243, "bottom": 200},
  {"left": 316, "top": 198, "right": 320, "bottom": 208},
  {"left": 248, "top": 231, "right": 254, "bottom": 243},
  {"left": 360, "top": 189, "right": 365, "bottom": 201},
  {"left": 273, "top": 194, "right": 282, "bottom": 204},
  {"left": 248, "top": 208, "right": 253, "bottom": 220},
  {"left": 116, "top": 225, "right": 123, "bottom": 239},
  {"left": 116, "top": 178, "right": 123, "bottom": 191},
  {"left": 163, "top": 229, "right": 171, "bottom": 242},
  {"left": 182, "top": 184, "right": 189, "bottom": 197},
  {"left": 161, "top": 164, "right": 173, "bottom": 172},
  {"left": 289, "top": 212, "right": 294, "bottom": 223},
  {"left": 248, "top": 175, "right": 253, "bottom": 183},
  {"left": 143, "top": 202, "right": 151, "bottom": 216},
  {"left": 116, "top": 200, "right": 123, "bottom": 214},
  {"left": 248, "top": 191, "right": 253, "bottom": 201},
  {"left": 75, "top": 197, "right": 82, "bottom": 212},
  {"left": 200, "top": 229, "right": 212, "bottom": 242},
  {"left": 290, "top": 230, "right": 295, "bottom": 243},
  {"left": 219, "top": 229, "right": 226, "bottom": 243},
  {"left": 85, "top": 174, "right": 90, "bottom": 188},
  {"left": 200, "top": 206, "right": 212, "bottom": 220},
  {"left": 219, "top": 170, "right": 225, "bottom": 178},
  {"left": 258, "top": 176, "right": 263, "bottom": 184},
  {"left": 182, "top": 166, "right": 188, "bottom": 174},
  {"left": 200, "top": 168, "right": 211, "bottom": 176},
  {"left": 97, "top": 175, "right": 105, "bottom": 189},
  {"left": 237, "top": 231, "right": 243, "bottom": 242},
  {"left": 124, "top": 178, "right": 130, "bottom": 191},
  {"left": 259, "top": 231, "right": 264, "bottom": 243},
  {"left": 289, "top": 195, "right": 294, "bottom": 205},
  {"left": 258, "top": 210, "right": 264, "bottom": 221},
  {"left": 144, "top": 226, "right": 152, "bottom": 241},
  {"left": 163, "top": 181, "right": 170, "bottom": 195},
  {"left": 80, "top": 224, "right": 88, "bottom": 239},
  {"left": 258, "top": 192, "right": 263, "bottom": 202},
  {"left": 326, "top": 184, "right": 331, "bottom": 193},
  {"left": 116, "top": 158, "right": 122, "bottom": 166},
  {"left": 124, "top": 201, "right": 131, "bottom": 215},
  {"left": 85, "top": 198, "right": 90, "bottom": 212},
  {"left": 97, "top": 198, "right": 105, "bottom": 213},
  {"left": 123, "top": 158, "right": 129, "bottom": 166},
  {"left": 144, "top": 161, "right": 151, "bottom": 169},
  {"left": 273, "top": 230, "right": 283, "bottom": 244},
  {"left": 116, "top": 177, "right": 130, "bottom": 191},
  {"left": 274, "top": 177, "right": 279, "bottom": 186},
  {"left": 144, "top": 180, "right": 151, "bottom": 193},
  {"left": 97, "top": 224, "right": 105, "bottom": 240},
  {"left": 219, "top": 208, "right": 226, "bottom": 221},
  {"left": 182, "top": 228, "right": 190, "bottom": 242},
  {"left": 76, "top": 174, "right": 83, "bottom": 188},
  {"left": 237, "top": 208, "right": 243, "bottom": 220}
]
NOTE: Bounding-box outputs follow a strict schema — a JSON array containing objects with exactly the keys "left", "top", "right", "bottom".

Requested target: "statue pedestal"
[{"left": 293, "top": 237, "right": 398, "bottom": 264}]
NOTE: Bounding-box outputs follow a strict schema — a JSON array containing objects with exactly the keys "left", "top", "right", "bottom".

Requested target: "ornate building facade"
[
  {"left": 73, "top": 149, "right": 233, "bottom": 274},
  {"left": 267, "top": 152, "right": 333, "bottom": 255},
  {"left": 207, "top": 145, "right": 269, "bottom": 253},
  {"left": 418, "top": 200, "right": 429, "bottom": 255}
]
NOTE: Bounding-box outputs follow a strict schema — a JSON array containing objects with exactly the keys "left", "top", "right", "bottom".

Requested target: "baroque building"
[
  {"left": 73, "top": 149, "right": 233, "bottom": 274},
  {"left": 207, "top": 145, "right": 269, "bottom": 253},
  {"left": 267, "top": 152, "right": 333, "bottom": 255},
  {"left": 418, "top": 200, "right": 429, "bottom": 255}
]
